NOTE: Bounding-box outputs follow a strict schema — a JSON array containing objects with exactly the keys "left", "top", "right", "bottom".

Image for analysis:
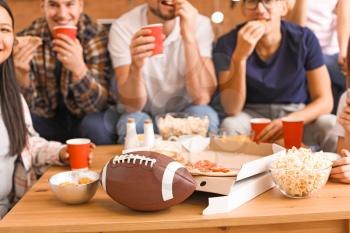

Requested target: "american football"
[{"left": 100, "top": 151, "right": 196, "bottom": 211}]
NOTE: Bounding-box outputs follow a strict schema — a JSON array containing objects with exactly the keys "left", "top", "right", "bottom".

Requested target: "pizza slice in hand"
[{"left": 15, "top": 36, "right": 42, "bottom": 49}]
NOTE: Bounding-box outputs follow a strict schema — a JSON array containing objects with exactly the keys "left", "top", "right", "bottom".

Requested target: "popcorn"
[
  {"left": 157, "top": 114, "right": 209, "bottom": 140},
  {"left": 270, "top": 147, "right": 332, "bottom": 198}
]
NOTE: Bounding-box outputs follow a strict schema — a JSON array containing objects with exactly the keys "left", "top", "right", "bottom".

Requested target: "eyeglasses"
[{"left": 244, "top": 0, "right": 278, "bottom": 10}]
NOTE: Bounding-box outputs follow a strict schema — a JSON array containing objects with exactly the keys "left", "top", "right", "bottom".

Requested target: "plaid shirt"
[
  {"left": 18, "top": 14, "right": 114, "bottom": 118},
  {"left": 9, "top": 97, "right": 65, "bottom": 211}
]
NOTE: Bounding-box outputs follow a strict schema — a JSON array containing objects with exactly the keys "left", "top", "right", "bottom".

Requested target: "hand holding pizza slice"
[
  {"left": 13, "top": 36, "right": 42, "bottom": 87},
  {"left": 15, "top": 36, "right": 42, "bottom": 49}
]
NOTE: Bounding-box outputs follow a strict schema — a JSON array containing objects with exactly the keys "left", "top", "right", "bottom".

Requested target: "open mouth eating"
[{"left": 161, "top": 0, "right": 174, "bottom": 6}]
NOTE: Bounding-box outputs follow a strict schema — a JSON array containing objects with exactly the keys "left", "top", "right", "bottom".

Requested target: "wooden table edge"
[{"left": 1, "top": 212, "right": 350, "bottom": 233}]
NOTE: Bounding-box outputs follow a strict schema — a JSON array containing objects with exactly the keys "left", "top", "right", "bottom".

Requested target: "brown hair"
[{"left": 0, "top": 0, "right": 28, "bottom": 156}]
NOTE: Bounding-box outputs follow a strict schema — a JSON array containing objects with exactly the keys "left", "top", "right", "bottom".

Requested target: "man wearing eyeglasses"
[{"left": 214, "top": 0, "right": 337, "bottom": 151}]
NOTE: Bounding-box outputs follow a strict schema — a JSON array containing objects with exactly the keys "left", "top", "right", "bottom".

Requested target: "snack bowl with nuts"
[
  {"left": 49, "top": 170, "right": 99, "bottom": 204},
  {"left": 269, "top": 148, "right": 332, "bottom": 198},
  {"left": 156, "top": 112, "right": 209, "bottom": 140}
]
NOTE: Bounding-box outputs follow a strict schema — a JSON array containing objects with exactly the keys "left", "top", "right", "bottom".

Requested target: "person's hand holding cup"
[
  {"left": 61, "top": 138, "right": 94, "bottom": 170},
  {"left": 52, "top": 25, "right": 87, "bottom": 79},
  {"left": 250, "top": 118, "right": 271, "bottom": 143},
  {"left": 142, "top": 24, "right": 163, "bottom": 56},
  {"left": 130, "top": 24, "right": 164, "bottom": 69}
]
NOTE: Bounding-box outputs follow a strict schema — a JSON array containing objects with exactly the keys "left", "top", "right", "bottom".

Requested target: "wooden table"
[{"left": 1, "top": 145, "right": 350, "bottom": 233}]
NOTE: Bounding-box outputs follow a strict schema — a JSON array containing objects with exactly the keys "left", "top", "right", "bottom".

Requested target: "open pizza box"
[
  {"left": 192, "top": 138, "right": 284, "bottom": 194},
  {"left": 125, "top": 136, "right": 285, "bottom": 215},
  {"left": 181, "top": 137, "right": 285, "bottom": 215}
]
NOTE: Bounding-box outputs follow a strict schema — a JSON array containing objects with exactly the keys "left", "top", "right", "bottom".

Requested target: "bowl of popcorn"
[
  {"left": 269, "top": 147, "right": 332, "bottom": 198},
  {"left": 156, "top": 112, "right": 209, "bottom": 140}
]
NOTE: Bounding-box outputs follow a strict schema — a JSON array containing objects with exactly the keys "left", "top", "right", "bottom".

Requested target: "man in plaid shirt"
[{"left": 13, "top": 0, "right": 117, "bottom": 145}]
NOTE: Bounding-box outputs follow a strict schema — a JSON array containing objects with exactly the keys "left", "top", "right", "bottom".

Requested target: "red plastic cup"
[
  {"left": 250, "top": 118, "right": 271, "bottom": 143},
  {"left": 142, "top": 24, "right": 163, "bottom": 56},
  {"left": 282, "top": 117, "right": 304, "bottom": 149},
  {"left": 66, "top": 138, "right": 90, "bottom": 170},
  {"left": 53, "top": 25, "right": 77, "bottom": 40}
]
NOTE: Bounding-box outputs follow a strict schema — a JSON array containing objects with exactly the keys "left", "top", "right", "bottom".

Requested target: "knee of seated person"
[
  {"left": 185, "top": 105, "right": 219, "bottom": 131},
  {"left": 117, "top": 112, "right": 152, "bottom": 127},
  {"left": 78, "top": 112, "right": 116, "bottom": 144},
  {"left": 80, "top": 112, "right": 103, "bottom": 129},
  {"left": 116, "top": 112, "right": 152, "bottom": 135},
  {"left": 313, "top": 115, "right": 337, "bottom": 133},
  {"left": 185, "top": 104, "right": 212, "bottom": 112},
  {"left": 185, "top": 105, "right": 218, "bottom": 120},
  {"left": 116, "top": 112, "right": 152, "bottom": 144},
  {"left": 221, "top": 117, "right": 243, "bottom": 135}
]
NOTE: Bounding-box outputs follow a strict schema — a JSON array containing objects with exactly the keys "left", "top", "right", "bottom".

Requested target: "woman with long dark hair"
[{"left": 0, "top": 0, "right": 69, "bottom": 218}]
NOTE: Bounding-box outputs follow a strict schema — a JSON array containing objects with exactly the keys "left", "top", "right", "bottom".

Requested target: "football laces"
[{"left": 113, "top": 154, "right": 157, "bottom": 168}]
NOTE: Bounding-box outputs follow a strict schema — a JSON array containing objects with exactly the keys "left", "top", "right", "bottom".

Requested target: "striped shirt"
[{"left": 18, "top": 14, "right": 115, "bottom": 118}]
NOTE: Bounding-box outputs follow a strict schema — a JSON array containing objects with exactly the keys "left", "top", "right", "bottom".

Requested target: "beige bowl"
[
  {"left": 49, "top": 170, "right": 99, "bottom": 204},
  {"left": 156, "top": 112, "right": 209, "bottom": 140}
]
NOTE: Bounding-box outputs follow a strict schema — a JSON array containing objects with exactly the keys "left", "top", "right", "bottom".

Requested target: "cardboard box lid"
[
  {"left": 236, "top": 143, "right": 284, "bottom": 181},
  {"left": 191, "top": 139, "right": 284, "bottom": 195},
  {"left": 202, "top": 172, "right": 274, "bottom": 215}
]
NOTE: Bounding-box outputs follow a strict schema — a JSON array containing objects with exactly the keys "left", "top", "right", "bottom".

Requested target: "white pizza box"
[
  {"left": 202, "top": 172, "right": 274, "bottom": 215},
  {"left": 189, "top": 138, "right": 284, "bottom": 195},
  {"left": 186, "top": 138, "right": 285, "bottom": 215}
]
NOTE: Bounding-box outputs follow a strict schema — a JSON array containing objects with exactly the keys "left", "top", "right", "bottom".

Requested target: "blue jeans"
[
  {"left": 31, "top": 107, "right": 119, "bottom": 145},
  {"left": 116, "top": 105, "right": 219, "bottom": 143},
  {"left": 324, "top": 54, "right": 346, "bottom": 114}
]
